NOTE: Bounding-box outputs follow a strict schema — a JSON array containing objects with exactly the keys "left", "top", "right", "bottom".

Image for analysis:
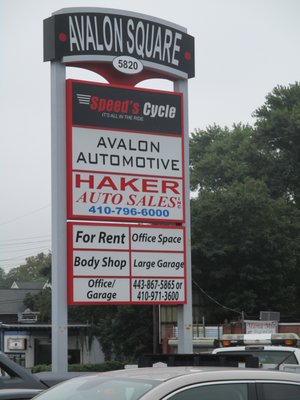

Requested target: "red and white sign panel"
[
  {"left": 68, "top": 222, "right": 186, "bottom": 305},
  {"left": 66, "top": 80, "right": 185, "bottom": 223},
  {"left": 72, "top": 172, "right": 183, "bottom": 221}
]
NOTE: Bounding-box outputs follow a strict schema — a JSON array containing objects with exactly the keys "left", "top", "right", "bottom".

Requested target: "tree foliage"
[
  {"left": 0, "top": 268, "right": 7, "bottom": 288},
  {"left": 191, "top": 179, "right": 300, "bottom": 321},
  {"left": 6, "top": 252, "right": 51, "bottom": 286},
  {"left": 253, "top": 82, "right": 300, "bottom": 202},
  {"left": 69, "top": 304, "right": 154, "bottom": 361},
  {"left": 190, "top": 82, "right": 300, "bottom": 322},
  {"left": 190, "top": 124, "right": 258, "bottom": 191},
  {"left": 96, "top": 305, "right": 154, "bottom": 361},
  {"left": 24, "top": 288, "right": 51, "bottom": 322}
]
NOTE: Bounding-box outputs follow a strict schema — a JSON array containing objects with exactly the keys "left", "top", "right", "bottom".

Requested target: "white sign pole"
[
  {"left": 174, "top": 79, "right": 193, "bottom": 353},
  {"left": 46, "top": 7, "right": 195, "bottom": 365},
  {"left": 51, "top": 61, "right": 68, "bottom": 372}
]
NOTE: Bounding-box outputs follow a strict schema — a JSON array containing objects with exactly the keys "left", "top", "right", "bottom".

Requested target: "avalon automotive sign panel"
[
  {"left": 67, "top": 80, "right": 185, "bottom": 223},
  {"left": 72, "top": 128, "right": 183, "bottom": 177},
  {"left": 68, "top": 222, "right": 186, "bottom": 304}
]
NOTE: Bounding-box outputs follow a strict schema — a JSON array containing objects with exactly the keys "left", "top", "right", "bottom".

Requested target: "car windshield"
[
  {"left": 33, "top": 375, "right": 158, "bottom": 400},
  {"left": 221, "top": 350, "right": 297, "bottom": 365}
]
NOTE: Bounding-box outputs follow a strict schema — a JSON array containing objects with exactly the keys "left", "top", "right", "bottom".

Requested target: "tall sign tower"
[{"left": 44, "top": 7, "right": 195, "bottom": 371}]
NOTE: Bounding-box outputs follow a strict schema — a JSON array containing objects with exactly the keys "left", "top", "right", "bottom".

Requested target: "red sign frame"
[
  {"left": 66, "top": 79, "right": 185, "bottom": 224},
  {"left": 67, "top": 221, "right": 187, "bottom": 305}
]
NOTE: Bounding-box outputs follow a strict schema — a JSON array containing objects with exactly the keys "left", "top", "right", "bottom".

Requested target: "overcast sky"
[{"left": 1, "top": 0, "right": 299, "bottom": 272}]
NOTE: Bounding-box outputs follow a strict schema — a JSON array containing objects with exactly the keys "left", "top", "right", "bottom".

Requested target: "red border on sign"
[
  {"left": 66, "top": 79, "right": 186, "bottom": 224},
  {"left": 67, "top": 221, "right": 187, "bottom": 305}
]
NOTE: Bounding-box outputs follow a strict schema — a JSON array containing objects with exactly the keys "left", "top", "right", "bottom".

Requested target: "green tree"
[
  {"left": 6, "top": 252, "right": 51, "bottom": 285},
  {"left": 0, "top": 268, "right": 7, "bottom": 288},
  {"left": 24, "top": 288, "right": 51, "bottom": 322},
  {"left": 189, "top": 83, "right": 300, "bottom": 322},
  {"left": 96, "top": 305, "right": 154, "bottom": 361},
  {"left": 191, "top": 178, "right": 300, "bottom": 322},
  {"left": 190, "top": 124, "right": 258, "bottom": 192},
  {"left": 69, "top": 304, "right": 154, "bottom": 361},
  {"left": 252, "top": 82, "right": 300, "bottom": 203}
]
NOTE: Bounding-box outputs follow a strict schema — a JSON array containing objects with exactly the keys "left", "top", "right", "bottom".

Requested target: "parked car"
[
  {"left": 213, "top": 345, "right": 300, "bottom": 368},
  {"left": 0, "top": 352, "right": 94, "bottom": 390},
  {"left": 30, "top": 366, "right": 300, "bottom": 400},
  {"left": 0, "top": 388, "right": 42, "bottom": 399},
  {"left": 216, "top": 333, "right": 300, "bottom": 349},
  {"left": 212, "top": 333, "right": 300, "bottom": 371}
]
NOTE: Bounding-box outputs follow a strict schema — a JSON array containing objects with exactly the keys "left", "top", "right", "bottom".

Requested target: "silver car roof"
[{"left": 94, "top": 366, "right": 300, "bottom": 383}]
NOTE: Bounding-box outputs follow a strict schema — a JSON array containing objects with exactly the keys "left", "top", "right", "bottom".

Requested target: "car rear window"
[
  {"left": 167, "top": 383, "right": 249, "bottom": 400},
  {"left": 260, "top": 383, "right": 300, "bottom": 400}
]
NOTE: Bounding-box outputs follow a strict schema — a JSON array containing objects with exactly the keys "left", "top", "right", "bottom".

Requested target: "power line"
[
  {"left": 193, "top": 280, "right": 242, "bottom": 315},
  {"left": 0, "top": 204, "right": 50, "bottom": 226},
  {"left": 0, "top": 235, "right": 50, "bottom": 244},
  {"left": 0, "top": 245, "right": 51, "bottom": 260},
  {"left": 0, "top": 240, "right": 50, "bottom": 249}
]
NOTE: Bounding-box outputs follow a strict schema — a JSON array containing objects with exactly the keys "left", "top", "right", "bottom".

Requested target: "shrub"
[{"left": 32, "top": 360, "right": 125, "bottom": 373}]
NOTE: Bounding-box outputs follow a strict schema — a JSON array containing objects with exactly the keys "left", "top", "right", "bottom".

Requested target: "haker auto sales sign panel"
[{"left": 66, "top": 80, "right": 185, "bottom": 223}]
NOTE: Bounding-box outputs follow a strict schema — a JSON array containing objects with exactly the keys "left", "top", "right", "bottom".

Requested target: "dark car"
[
  {"left": 0, "top": 352, "right": 93, "bottom": 390},
  {"left": 0, "top": 388, "right": 42, "bottom": 400}
]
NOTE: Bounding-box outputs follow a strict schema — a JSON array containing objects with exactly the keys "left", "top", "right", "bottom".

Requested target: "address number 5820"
[{"left": 112, "top": 56, "right": 143, "bottom": 75}]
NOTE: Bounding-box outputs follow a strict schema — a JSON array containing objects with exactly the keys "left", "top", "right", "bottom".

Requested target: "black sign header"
[
  {"left": 68, "top": 80, "right": 182, "bottom": 135},
  {"left": 44, "top": 10, "right": 195, "bottom": 78}
]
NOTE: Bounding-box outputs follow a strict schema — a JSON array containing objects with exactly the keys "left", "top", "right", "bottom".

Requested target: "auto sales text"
[{"left": 74, "top": 174, "right": 182, "bottom": 208}]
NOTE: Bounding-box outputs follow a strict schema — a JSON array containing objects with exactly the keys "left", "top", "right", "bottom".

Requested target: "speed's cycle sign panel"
[{"left": 66, "top": 80, "right": 185, "bottom": 223}]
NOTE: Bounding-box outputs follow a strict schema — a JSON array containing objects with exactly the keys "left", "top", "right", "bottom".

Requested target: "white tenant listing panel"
[{"left": 68, "top": 222, "right": 186, "bottom": 305}]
